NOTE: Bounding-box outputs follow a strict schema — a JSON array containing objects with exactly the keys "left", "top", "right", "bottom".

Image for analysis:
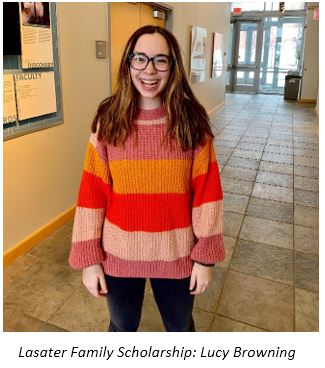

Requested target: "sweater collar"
[{"left": 136, "top": 105, "right": 167, "bottom": 121}]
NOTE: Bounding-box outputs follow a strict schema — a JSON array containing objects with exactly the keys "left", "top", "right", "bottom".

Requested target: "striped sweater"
[{"left": 69, "top": 105, "right": 225, "bottom": 279}]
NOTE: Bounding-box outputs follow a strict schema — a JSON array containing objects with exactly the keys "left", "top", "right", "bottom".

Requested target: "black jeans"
[{"left": 105, "top": 275, "right": 195, "bottom": 332}]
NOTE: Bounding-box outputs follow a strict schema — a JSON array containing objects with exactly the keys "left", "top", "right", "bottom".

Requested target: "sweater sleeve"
[
  {"left": 69, "top": 128, "right": 111, "bottom": 270},
  {"left": 190, "top": 136, "right": 225, "bottom": 264}
]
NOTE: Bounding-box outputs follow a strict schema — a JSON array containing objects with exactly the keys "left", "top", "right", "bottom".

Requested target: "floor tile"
[
  {"left": 217, "top": 271, "right": 294, "bottom": 331},
  {"left": 294, "top": 252, "right": 319, "bottom": 292},
  {"left": 221, "top": 166, "right": 256, "bottom": 182},
  {"left": 294, "top": 189, "right": 318, "bottom": 208},
  {"left": 252, "top": 183, "right": 293, "bottom": 203},
  {"left": 194, "top": 267, "right": 225, "bottom": 313},
  {"left": 294, "top": 225, "right": 318, "bottom": 255},
  {"left": 219, "top": 236, "right": 236, "bottom": 269},
  {"left": 223, "top": 211, "right": 244, "bottom": 238},
  {"left": 223, "top": 192, "right": 249, "bottom": 214},
  {"left": 295, "top": 288, "right": 319, "bottom": 331},
  {"left": 193, "top": 308, "right": 215, "bottom": 332},
  {"left": 230, "top": 238, "right": 293, "bottom": 285},
  {"left": 211, "top": 315, "right": 266, "bottom": 331},
  {"left": 48, "top": 282, "right": 109, "bottom": 332},
  {"left": 246, "top": 197, "right": 293, "bottom": 223},
  {"left": 258, "top": 161, "right": 293, "bottom": 175},
  {"left": 239, "top": 216, "right": 293, "bottom": 249},
  {"left": 294, "top": 176, "right": 318, "bottom": 192},
  {"left": 232, "top": 149, "right": 263, "bottom": 160},
  {"left": 294, "top": 205, "right": 319, "bottom": 228},
  {"left": 4, "top": 307, "right": 67, "bottom": 332},
  {"left": 294, "top": 165, "right": 318, "bottom": 178},
  {"left": 5, "top": 255, "right": 80, "bottom": 321},
  {"left": 221, "top": 176, "right": 254, "bottom": 196},
  {"left": 262, "top": 152, "right": 293, "bottom": 164},
  {"left": 227, "top": 156, "right": 260, "bottom": 171},
  {"left": 256, "top": 171, "right": 293, "bottom": 188},
  {"left": 294, "top": 156, "right": 318, "bottom": 168}
]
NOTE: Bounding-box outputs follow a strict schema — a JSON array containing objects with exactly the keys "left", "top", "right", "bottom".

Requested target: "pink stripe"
[
  {"left": 102, "top": 252, "right": 193, "bottom": 279},
  {"left": 135, "top": 105, "right": 167, "bottom": 120},
  {"left": 106, "top": 124, "right": 193, "bottom": 161},
  {"left": 190, "top": 233, "right": 225, "bottom": 264}
]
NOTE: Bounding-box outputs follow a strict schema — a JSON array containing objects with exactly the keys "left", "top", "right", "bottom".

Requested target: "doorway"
[{"left": 227, "top": 15, "right": 305, "bottom": 94}]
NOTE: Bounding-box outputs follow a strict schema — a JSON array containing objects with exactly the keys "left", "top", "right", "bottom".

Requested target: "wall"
[
  {"left": 300, "top": 3, "right": 319, "bottom": 100},
  {"left": 167, "top": 2, "right": 231, "bottom": 113},
  {"left": 3, "top": 3, "right": 110, "bottom": 251}
]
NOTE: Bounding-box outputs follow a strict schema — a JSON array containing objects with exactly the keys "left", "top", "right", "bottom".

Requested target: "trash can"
[{"left": 284, "top": 73, "right": 301, "bottom": 100}]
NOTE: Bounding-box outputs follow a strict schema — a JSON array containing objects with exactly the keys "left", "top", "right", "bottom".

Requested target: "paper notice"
[
  {"left": 3, "top": 74, "right": 18, "bottom": 125},
  {"left": 15, "top": 71, "right": 57, "bottom": 120}
]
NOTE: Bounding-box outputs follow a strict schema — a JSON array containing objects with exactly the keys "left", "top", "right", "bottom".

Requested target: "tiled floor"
[{"left": 4, "top": 93, "right": 319, "bottom": 332}]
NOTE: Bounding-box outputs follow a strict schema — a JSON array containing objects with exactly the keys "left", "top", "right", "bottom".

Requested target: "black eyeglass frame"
[{"left": 128, "top": 52, "right": 174, "bottom": 72}]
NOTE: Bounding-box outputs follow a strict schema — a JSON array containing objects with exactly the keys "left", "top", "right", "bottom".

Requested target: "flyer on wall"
[
  {"left": 15, "top": 71, "right": 57, "bottom": 120},
  {"left": 3, "top": 73, "right": 18, "bottom": 125},
  {"left": 19, "top": 2, "right": 54, "bottom": 69}
]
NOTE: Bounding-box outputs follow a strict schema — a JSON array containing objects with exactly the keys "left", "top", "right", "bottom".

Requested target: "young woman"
[{"left": 69, "top": 25, "right": 225, "bottom": 332}]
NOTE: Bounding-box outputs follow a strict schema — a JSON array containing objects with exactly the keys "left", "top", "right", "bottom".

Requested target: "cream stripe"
[
  {"left": 102, "top": 219, "right": 194, "bottom": 261},
  {"left": 72, "top": 207, "right": 105, "bottom": 242},
  {"left": 192, "top": 200, "right": 223, "bottom": 237}
]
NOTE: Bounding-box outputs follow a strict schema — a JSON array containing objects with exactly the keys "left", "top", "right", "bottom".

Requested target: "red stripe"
[
  {"left": 106, "top": 192, "right": 192, "bottom": 231},
  {"left": 192, "top": 161, "right": 223, "bottom": 207},
  {"left": 102, "top": 252, "right": 193, "bottom": 279},
  {"left": 77, "top": 171, "right": 111, "bottom": 208}
]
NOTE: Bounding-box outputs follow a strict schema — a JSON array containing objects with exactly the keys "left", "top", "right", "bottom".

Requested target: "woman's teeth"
[{"left": 141, "top": 79, "right": 159, "bottom": 86}]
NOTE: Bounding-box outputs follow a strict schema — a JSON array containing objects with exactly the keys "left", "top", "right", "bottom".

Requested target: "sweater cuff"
[
  {"left": 69, "top": 239, "right": 106, "bottom": 270},
  {"left": 190, "top": 234, "right": 225, "bottom": 264}
]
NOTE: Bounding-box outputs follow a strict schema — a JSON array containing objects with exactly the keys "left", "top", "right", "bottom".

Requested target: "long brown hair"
[{"left": 92, "top": 25, "right": 213, "bottom": 151}]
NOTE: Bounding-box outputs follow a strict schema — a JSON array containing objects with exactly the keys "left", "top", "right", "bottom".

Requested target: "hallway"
[{"left": 4, "top": 93, "right": 319, "bottom": 332}]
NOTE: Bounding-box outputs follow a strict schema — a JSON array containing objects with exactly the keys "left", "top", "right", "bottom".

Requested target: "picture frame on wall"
[
  {"left": 211, "top": 32, "right": 224, "bottom": 79},
  {"left": 190, "top": 26, "right": 207, "bottom": 84}
]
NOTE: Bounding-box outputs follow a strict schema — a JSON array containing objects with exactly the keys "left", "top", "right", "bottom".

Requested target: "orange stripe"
[
  {"left": 109, "top": 159, "right": 192, "bottom": 194},
  {"left": 192, "top": 141, "right": 217, "bottom": 179},
  {"left": 84, "top": 143, "right": 109, "bottom": 184}
]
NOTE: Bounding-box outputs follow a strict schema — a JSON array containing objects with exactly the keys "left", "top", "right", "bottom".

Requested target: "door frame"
[{"left": 227, "top": 17, "right": 263, "bottom": 94}]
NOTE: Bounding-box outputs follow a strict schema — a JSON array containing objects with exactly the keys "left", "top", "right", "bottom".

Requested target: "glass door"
[
  {"left": 259, "top": 16, "right": 305, "bottom": 93},
  {"left": 233, "top": 20, "right": 263, "bottom": 93}
]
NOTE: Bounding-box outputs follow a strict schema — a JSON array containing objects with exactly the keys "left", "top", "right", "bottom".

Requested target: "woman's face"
[{"left": 129, "top": 33, "right": 171, "bottom": 108}]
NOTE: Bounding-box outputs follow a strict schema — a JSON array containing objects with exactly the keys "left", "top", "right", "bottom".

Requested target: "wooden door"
[{"left": 110, "top": 3, "right": 167, "bottom": 93}]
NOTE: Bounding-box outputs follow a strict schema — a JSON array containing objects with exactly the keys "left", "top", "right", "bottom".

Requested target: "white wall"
[
  {"left": 167, "top": 2, "right": 231, "bottom": 113},
  {"left": 300, "top": 4, "right": 319, "bottom": 100}
]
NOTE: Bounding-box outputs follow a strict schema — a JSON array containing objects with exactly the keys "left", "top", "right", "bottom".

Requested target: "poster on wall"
[
  {"left": 19, "top": 2, "right": 54, "bottom": 69},
  {"left": 15, "top": 71, "right": 57, "bottom": 120},
  {"left": 190, "top": 26, "right": 207, "bottom": 84},
  {"left": 3, "top": 74, "right": 18, "bottom": 125},
  {"left": 211, "top": 32, "right": 224, "bottom": 79}
]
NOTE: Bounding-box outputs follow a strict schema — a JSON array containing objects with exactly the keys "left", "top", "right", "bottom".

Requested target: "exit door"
[{"left": 227, "top": 20, "right": 263, "bottom": 93}]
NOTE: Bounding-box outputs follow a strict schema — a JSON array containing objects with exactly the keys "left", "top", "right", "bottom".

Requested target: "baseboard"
[
  {"left": 298, "top": 99, "right": 317, "bottom": 104},
  {"left": 3, "top": 205, "right": 76, "bottom": 268},
  {"left": 207, "top": 101, "right": 225, "bottom": 117}
]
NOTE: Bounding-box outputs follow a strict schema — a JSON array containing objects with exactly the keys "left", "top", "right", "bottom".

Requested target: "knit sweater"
[{"left": 69, "top": 105, "right": 225, "bottom": 279}]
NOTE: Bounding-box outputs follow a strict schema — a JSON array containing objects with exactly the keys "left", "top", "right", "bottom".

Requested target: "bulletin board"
[{"left": 3, "top": 2, "right": 62, "bottom": 141}]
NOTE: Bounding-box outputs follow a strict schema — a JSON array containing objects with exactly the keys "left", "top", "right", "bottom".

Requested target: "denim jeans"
[{"left": 105, "top": 275, "right": 195, "bottom": 332}]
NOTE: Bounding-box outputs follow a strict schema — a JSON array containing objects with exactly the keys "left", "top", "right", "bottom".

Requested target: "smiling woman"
[{"left": 69, "top": 25, "right": 225, "bottom": 332}]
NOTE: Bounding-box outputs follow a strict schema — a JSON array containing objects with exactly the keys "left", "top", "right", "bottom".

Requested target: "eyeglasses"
[{"left": 128, "top": 53, "right": 173, "bottom": 72}]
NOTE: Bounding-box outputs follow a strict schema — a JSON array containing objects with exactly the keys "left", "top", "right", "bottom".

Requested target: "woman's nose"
[{"left": 144, "top": 59, "right": 156, "bottom": 73}]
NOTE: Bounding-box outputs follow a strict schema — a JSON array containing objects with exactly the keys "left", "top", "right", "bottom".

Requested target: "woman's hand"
[
  {"left": 189, "top": 263, "right": 214, "bottom": 295},
  {"left": 82, "top": 264, "right": 108, "bottom": 298}
]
